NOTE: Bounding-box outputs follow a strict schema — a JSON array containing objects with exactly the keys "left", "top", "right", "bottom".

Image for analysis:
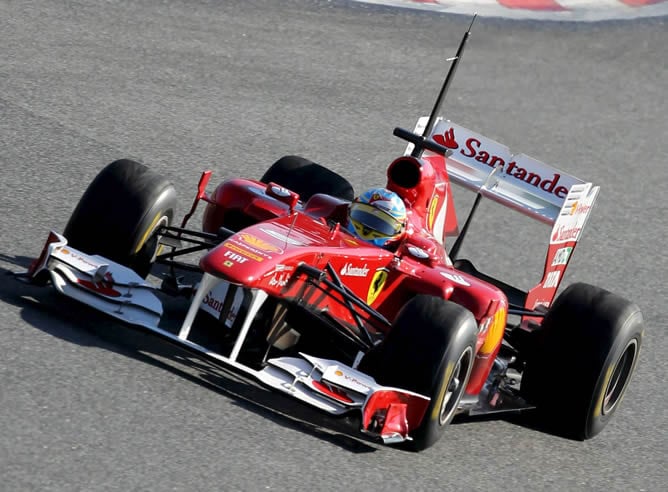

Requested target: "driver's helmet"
[{"left": 346, "top": 188, "right": 407, "bottom": 248}]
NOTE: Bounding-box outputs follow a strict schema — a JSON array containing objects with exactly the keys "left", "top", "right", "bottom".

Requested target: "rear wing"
[
  {"left": 405, "top": 117, "right": 600, "bottom": 312},
  {"left": 406, "top": 117, "right": 597, "bottom": 226}
]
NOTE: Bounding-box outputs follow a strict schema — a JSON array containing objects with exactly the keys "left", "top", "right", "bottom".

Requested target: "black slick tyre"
[
  {"left": 63, "top": 159, "right": 177, "bottom": 277},
  {"left": 520, "top": 282, "right": 643, "bottom": 440},
  {"left": 372, "top": 295, "right": 478, "bottom": 451},
  {"left": 260, "top": 155, "right": 354, "bottom": 202}
]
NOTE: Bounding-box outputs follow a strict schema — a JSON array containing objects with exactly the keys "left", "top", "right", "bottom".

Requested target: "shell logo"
[
  {"left": 239, "top": 233, "right": 281, "bottom": 253},
  {"left": 479, "top": 306, "right": 507, "bottom": 355},
  {"left": 570, "top": 201, "right": 579, "bottom": 215}
]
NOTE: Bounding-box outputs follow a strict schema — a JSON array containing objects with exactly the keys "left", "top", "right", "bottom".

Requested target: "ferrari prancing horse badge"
[{"left": 367, "top": 269, "right": 389, "bottom": 305}]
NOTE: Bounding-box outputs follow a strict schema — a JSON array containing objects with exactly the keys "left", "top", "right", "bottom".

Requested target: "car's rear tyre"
[
  {"left": 370, "top": 295, "right": 478, "bottom": 451},
  {"left": 63, "top": 159, "right": 177, "bottom": 278},
  {"left": 520, "top": 283, "right": 643, "bottom": 440},
  {"left": 260, "top": 155, "right": 354, "bottom": 202}
]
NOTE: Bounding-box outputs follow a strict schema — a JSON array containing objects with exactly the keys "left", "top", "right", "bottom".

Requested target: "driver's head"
[{"left": 346, "top": 188, "right": 407, "bottom": 248}]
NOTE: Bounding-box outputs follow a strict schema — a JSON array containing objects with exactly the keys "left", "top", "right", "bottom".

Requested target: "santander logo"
[
  {"left": 340, "top": 263, "right": 370, "bottom": 277},
  {"left": 434, "top": 127, "right": 459, "bottom": 150},
  {"left": 551, "top": 225, "right": 581, "bottom": 243},
  {"left": 434, "top": 126, "right": 570, "bottom": 199}
]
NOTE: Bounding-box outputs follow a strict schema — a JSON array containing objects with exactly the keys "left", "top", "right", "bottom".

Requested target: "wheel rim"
[
  {"left": 138, "top": 215, "right": 169, "bottom": 262},
  {"left": 149, "top": 215, "right": 169, "bottom": 261},
  {"left": 438, "top": 346, "right": 473, "bottom": 426},
  {"left": 602, "top": 338, "right": 639, "bottom": 415}
]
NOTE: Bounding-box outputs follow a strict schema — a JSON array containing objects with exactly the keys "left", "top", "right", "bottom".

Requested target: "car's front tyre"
[
  {"left": 369, "top": 295, "right": 478, "bottom": 451},
  {"left": 63, "top": 159, "right": 177, "bottom": 278}
]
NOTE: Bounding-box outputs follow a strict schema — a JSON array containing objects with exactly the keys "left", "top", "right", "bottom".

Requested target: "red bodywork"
[{"left": 197, "top": 151, "right": 508, "bottom": 398}]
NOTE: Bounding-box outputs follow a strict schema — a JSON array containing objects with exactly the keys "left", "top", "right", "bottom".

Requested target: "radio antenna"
[{"left": 409, "top": 14, "right": 476, "bottom": 158}]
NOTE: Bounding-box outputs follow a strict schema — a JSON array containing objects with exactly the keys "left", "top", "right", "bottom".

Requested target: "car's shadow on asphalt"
[{"left": 0, "top": 256, "right": 379, "bottom": 454}]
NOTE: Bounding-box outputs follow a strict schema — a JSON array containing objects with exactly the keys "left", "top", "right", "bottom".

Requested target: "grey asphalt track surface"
[{"left": 1, "top": 1, "right": 666, "bottom": 491}]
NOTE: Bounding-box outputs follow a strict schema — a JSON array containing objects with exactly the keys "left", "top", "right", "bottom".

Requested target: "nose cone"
[
  {"left": 199, "top": 214, "right": 360, "bottom": 287},
  {"left": 200, "top": 230, "right": 287, "bottom": 286}
]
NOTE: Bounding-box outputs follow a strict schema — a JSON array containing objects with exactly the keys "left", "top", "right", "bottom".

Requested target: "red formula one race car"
[{"left": 20, "top": 20, "right": 643, "bottom": 451}]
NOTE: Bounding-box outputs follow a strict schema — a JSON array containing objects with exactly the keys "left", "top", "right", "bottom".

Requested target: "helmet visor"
[{"left": 349, "top": 203, "right": 403, "bottom": 237}]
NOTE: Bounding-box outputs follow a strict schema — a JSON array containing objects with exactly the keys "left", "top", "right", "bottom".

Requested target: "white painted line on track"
[{"left": 351, "top": 0, "right": 668, "bottom": 21}]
